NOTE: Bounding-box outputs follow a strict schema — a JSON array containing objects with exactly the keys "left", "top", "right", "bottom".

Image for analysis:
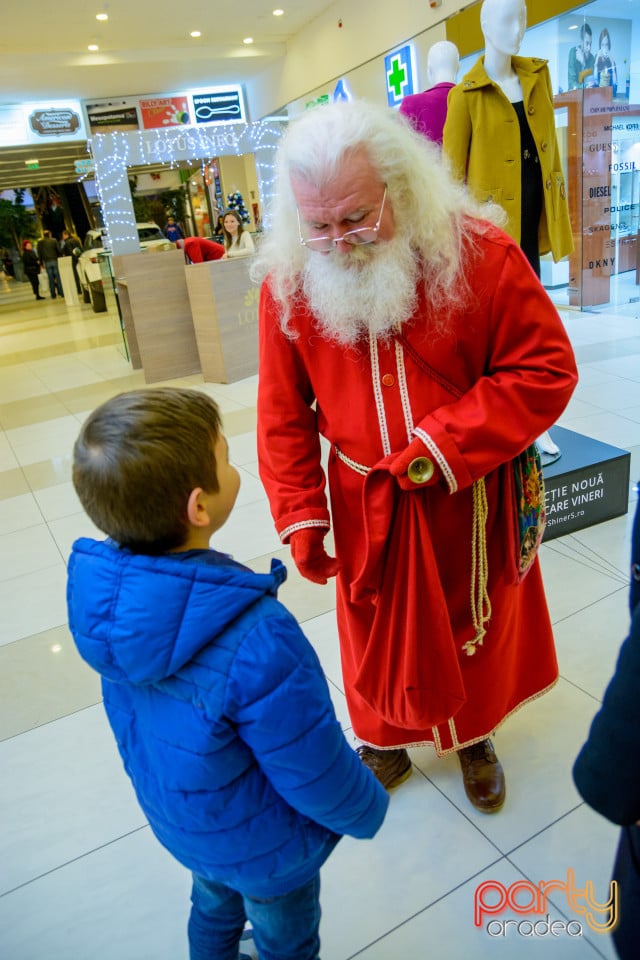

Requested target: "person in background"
[
  {"left": 66, "top": 387, "right": 388, "bottom": 960},
  {"left": 60, "top": 229, "right": 82, "bottom": 295},
  {"left": 594, "top": 27, "right": 618, "bottom": 96},
  {"left": 165, "top": 217, "right": 184, "bottom": 243},
  {"left": 2, "top": 247, "right": 15, "bottom": 277},
  {"left": 573, "top": 492, "right": 640, "bottom": 960},
  {"left": 213, "top": 213, "right": 225, "bottom": 243},
  {"left": 37, "top": 230, "right": 64, "bottom": 299},
  {"left": 221, "top": 210, "right": 255, "bottom": 259},
  {"left": 183, "top": 237, "right": 225, "bottom": 263},
  {"left": 21, "top": 240, "right": 44, "bottom": 300},
  {"left": 399, "top": 40, "right": 460, "bottom": 145},
  {"left": 567, "top": 22, "right": 595, "bottom": 90}
]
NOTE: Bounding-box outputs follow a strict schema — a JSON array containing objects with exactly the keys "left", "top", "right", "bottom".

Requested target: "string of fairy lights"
[{"left": 88, "top": 119, "right": 285, "bottom": 253}]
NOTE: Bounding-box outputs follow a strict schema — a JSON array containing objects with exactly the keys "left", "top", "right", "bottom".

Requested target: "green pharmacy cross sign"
[{"left": 385, "top": 45, "right": 416, "bottom": 108}]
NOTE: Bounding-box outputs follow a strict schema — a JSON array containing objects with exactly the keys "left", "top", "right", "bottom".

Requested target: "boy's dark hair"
[
  {"left": 72, "top": 388, "right": 222, "bottom": 553},
  {"left": 581, "top": 23, "right": 592, "bottom": 41}
]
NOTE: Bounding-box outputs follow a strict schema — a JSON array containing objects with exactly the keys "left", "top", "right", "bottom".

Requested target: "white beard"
[{"left": 301, "top": 234, "right": 419, "bottom": 346}]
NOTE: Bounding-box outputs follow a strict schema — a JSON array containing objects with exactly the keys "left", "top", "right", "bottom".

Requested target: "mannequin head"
[
  {"left": 427, "top": 41, "right": 460, "bottom": 86},
  {"left": 480, "top": 0, "right": 527, "bottom": 57}
]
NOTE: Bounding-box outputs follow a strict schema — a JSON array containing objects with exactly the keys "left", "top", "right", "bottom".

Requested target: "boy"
[{"left": 67, "top": 387, "right": 388, "bottom": 960}]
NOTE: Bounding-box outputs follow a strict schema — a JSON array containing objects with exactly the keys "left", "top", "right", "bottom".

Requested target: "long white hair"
[{"left": 251, "top": 98, "right": 503, "bottom": 332}]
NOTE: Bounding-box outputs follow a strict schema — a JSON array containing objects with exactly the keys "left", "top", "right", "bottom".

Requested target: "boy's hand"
[{"left": 290, "top": 528, "right": 340, "bottom": 584}]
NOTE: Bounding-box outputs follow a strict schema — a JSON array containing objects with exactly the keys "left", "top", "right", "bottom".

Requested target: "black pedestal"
[{"left": 542, "top": 426, "right": 631, "bottom": 540}]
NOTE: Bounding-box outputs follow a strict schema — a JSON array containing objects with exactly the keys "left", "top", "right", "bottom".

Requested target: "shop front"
[{"left": 449, "top": 0, "right": 640, "bottom": 314}]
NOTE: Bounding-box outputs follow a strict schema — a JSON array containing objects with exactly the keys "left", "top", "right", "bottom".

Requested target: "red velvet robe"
[{"left": 257, "top": 225, "right": 578, "bottom": 755}]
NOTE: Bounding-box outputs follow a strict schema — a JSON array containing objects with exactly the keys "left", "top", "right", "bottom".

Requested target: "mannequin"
[
  {"left": 399, "top": 41, "right": 459, "bottom": 145},
  {"left": 443, "top": 0, "right": 572, "bottom": 273},
  {"left": 443, "top": 0, "right": 572, "bottom": 461}
]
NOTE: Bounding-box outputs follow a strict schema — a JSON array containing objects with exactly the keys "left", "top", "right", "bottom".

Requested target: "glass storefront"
[
  {"left": 457, "top": 0, "right": 640, "bottom": 314},
  {"left": 555, "top": 85, "right": 640, "bottom": 313}
]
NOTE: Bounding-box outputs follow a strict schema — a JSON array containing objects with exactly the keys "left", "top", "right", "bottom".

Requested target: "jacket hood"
[{"left": 67, "top": 538, "right": 287, "bottom": 685}]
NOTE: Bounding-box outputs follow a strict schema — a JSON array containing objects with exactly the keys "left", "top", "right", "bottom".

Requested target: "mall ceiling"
[{"left": 0, "top": 0, "right": 336, "bottom": 192}]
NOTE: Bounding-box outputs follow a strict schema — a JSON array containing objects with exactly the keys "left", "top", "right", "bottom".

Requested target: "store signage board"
[
  {"left": 191, "top": 88, "right": 245, "bottom": 124},
  {"left": 333, "top": 79, "right": 353, "bottom": 103},
  {"left": 0, "top": 100, "right": 85, "bottom": 146},
  {"left": 543, "top": 426, "right": 630, "bottom": 540},
  {"left": 86, "top": 101, "right": 140, "bottom": 135},
  {"left": 384, "top": 45, "right": 417, "bottom": 108},
  {"left": 140, "top": 96, "right": 191, "bottom": 129},
  {"left": 84, "top": 87, "right": 245, "bottom": 135},
  {"left": 304, "top": 79, "right": 353, "bottom": 111}
]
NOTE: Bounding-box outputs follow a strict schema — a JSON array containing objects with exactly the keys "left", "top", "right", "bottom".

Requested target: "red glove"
[
  {"left": 389, "top": 436, "right": 439, "bottom": 491},
  {"left": 289, "top": 527, "right": 340, "bottom": 584}
]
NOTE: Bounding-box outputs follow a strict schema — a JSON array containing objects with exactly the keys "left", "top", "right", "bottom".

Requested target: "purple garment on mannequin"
[{"left": 399, "top": 83, "right": 455, "bottom": 145}]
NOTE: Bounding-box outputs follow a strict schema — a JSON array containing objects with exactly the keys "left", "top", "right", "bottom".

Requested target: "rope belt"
[{"left": 334, "top": 445, "right": 370, "bottom": 476}]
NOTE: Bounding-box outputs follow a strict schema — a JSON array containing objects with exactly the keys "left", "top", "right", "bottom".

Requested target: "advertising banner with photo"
[{"left": 560, "top": 15, "right": 631, "bottom": 101}]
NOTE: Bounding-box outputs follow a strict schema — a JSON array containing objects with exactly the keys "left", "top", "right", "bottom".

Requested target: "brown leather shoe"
[
  {"left": 457, "top": 739, "right": 505, "bottom": 813},
  {"left": 357, "top": 746, "right": 412, "bottom": 790}
]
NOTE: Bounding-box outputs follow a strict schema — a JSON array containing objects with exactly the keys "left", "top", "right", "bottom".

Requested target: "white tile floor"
[{"left": 0, "top": 272, "right": 638, "bottom": 959}]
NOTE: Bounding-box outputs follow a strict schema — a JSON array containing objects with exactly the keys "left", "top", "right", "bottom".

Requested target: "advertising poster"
[
  {"left": 561, "top": 15, "right": 631, "bottom": 101},
  {"left": 139, "top": 96, "right": 190, "bottom": 129}
]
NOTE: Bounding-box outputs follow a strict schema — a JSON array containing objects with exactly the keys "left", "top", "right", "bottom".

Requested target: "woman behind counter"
[{"left": 221, "top": 209, "right": 255, "bottom": 259}]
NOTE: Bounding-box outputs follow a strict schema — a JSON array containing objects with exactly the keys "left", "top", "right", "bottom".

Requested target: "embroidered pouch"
[{"left": 514, "top": 443, "right": 546, "bottom": 579}]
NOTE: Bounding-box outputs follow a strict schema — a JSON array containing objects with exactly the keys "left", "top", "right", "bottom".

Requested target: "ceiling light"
[
  {"left": 96, "top": 13, "right": 108, "bottom": 21},
  {"left": 243, "top": 37, "right": 254, "bottom": 44},
  {"left": 190, "top": 30, "right": 201, "bottom": 38},
  {"left": 273, "top": 8, "right": 284, "bottom": 14},
  {"left": 88, "top": 44, "right": 99, "bottom": 51}
]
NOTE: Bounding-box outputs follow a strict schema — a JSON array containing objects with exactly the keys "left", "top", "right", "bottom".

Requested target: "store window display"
[
  {"left": 443, "top": 0, "right": 572, "bottom": 461},
  {"left": 399, "top": 41, "right": 460, "bottom": 146}
]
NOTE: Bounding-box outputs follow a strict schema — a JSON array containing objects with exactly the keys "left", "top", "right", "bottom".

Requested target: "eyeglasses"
[{"left": 297, "top": 187, "right": 387, "bottom": 252}]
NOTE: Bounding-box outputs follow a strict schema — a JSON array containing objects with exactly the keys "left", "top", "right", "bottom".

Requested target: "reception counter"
[
  {"left": 113, "top": 249, "right": 201, "bottom": 383},
  {"left": 185, "top": 257, "right": 258, "bottom": 383}
]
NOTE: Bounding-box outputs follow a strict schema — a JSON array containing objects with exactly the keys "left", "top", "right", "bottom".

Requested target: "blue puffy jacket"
[{"left": 67, "top": 539, "right": 388, "bottom": 897}]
